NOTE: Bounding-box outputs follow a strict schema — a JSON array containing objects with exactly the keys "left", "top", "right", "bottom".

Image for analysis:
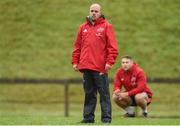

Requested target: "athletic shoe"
[
  {"left": 123, "top": 112, "right": 135, "bottom": 117},
  {"left": 142, "top": 112, "right": 148, "bottom": 117}
]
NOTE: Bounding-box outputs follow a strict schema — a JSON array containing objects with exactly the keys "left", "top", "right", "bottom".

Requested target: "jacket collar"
[
  {"left": 86, "top": 15, "right": 105, "bottom": 25},
  {"left": 123, "top": 63, "right": 137, "bottom": 74}
]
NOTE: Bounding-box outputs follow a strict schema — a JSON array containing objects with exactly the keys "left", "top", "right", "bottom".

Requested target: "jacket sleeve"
[
  {"left": 106, "top": 24, "right": 118, "bottom": 65},
  {"left": 71, "top": 25, "right": 82, "bottom": 65},
  {"left": 128, "top": 71, "right": 147, "bottom": 96},
  {"left": 113, "top": 70, "right": 122, "bottom": 91}
]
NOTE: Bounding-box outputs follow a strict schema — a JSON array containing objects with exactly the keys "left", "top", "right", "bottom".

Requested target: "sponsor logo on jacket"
[
  {"left": 96, "top": 27, "right": 104, "bottom": 37},
  {"left": 131, "top": 76, "right": 137, "bottom": 86}
]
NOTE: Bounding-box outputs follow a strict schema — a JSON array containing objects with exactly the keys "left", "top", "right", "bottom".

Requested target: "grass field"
[
  {"left": 0, "top": 0, "right": 180, "bottom": 125},
  {"left": 0, "top": 114, "right": 179, "bottom": 125},
  {"left": 0, "top": 83, "right": 179, "bottom": 125}
]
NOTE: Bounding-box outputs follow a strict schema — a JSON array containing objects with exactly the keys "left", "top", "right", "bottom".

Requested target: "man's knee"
[
  {"left": 112, "top": 94, "right": 127, "bottom": 105},
  {"left": 112, "top": 94, "right": 119, "bottom": 102},
  {"left": 135, "top": 93, "right": 147, "bottom": 104},
  {"left": 112, "top": 94, "right": 124, "bottom": 104}
]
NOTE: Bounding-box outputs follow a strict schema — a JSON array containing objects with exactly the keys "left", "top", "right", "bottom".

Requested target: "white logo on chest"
[{"left": 83, "top": 29, "right": 87, "bottom": 33}]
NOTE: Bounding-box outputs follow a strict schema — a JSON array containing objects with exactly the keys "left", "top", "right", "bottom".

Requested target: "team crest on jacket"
[
  {"left": 97, "top": 27, "right": 104, "bottom": 32},
  {"left": 96, "top": 27, "right": 104, "bottom": 37},
  {"left": 131, "top": 76, "right": 136, "bottom": 86}
]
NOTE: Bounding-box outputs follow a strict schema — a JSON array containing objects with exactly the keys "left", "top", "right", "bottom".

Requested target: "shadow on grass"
[
  {"left": 113, "top": 114, "right": 180, "bottom": 119},
  {"left": 149, "top": 115, "right": 180, "bottom": 119}
]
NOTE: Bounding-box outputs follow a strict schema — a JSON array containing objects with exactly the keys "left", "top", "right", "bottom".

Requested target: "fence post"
[{"left": 64, "top": 82, "right": 69, "bottom": 117}]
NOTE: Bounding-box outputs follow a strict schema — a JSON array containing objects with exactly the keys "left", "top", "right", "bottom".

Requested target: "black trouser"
[{"left": 82, "top": 69, "right": 111, "bottom": 122}]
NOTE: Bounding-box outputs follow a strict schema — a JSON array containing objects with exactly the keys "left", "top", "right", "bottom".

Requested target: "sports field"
[
  {"left": 0, "top": 0, "right": 180, "bottom": 125},
  {"left": 0, "top": 83, "right": 179, "bottom": 125}
]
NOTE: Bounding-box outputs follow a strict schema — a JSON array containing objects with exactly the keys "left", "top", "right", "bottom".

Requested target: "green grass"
[
  {"left": 0, "top": 115, "right": 179, "bottom": 125},
  {"left": 0, "top": 0, "right": 180, "bottom": 78},
  {"left": 0, "top": 83, "right": 180, "bottom": 125},
  {"left": 0, "top": 0, "right": 180, "bottom": 124},
  {"left": 0, "top": 103, "right": 180, "bottom": 125}
]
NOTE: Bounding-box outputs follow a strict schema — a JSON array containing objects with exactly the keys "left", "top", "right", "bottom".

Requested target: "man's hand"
[
  {"left": 114, "top": 89, "right": 122, "bottom": 100},
  {"left": 73, "top": 64, "right": 78, "bottom": 71},
  {"left": 114, "top": 90, "right": 129, "bottom": 100},
  {"left": 105, "top": 64, "right": 111, "bottom": 72},
  {"left": 114, "top": 89, "right": 120, "bottom": 96},
  {"left": 119, "top": 92, "right": 129, "bottom": 99}
]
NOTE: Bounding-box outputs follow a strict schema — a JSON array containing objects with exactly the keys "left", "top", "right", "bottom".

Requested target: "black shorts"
[
  {"left": 130, "top": 94, "right": 152, "bottom": 106},
  {"left": 130, "top": 96, "right": 137, "bottom": 106}
]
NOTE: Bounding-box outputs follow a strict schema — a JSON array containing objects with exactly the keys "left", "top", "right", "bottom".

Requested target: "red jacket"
[
  {"left": 72, "top": 17, "right": 118, "bottom": 73},
  {"left": 113, "top": 63, "right": 152, "bottom": 97}
]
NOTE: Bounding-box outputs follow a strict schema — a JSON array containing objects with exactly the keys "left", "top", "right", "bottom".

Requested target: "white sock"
[
  {"left": 125, "top": 106, "right": 134, "bottom": 114},
  {"left": 143, "top": 107, "right": 148, "bottom": 113}
]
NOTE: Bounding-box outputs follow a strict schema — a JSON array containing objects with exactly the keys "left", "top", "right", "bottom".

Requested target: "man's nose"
[{"left": 92, "top": 12, "right": 96, "bottom": 14}]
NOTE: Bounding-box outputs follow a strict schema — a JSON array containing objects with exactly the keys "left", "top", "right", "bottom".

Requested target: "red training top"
[
  {"left": 72, "top": 17, "right": 118, "bottom": 73},
  {"left": 113, "top": 63, "right": 152, "bottom": 97}
]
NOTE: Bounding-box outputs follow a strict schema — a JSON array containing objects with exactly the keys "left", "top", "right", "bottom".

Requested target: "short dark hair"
[{"left": 121, "top": 55, "right": 133, "bottom": 60}]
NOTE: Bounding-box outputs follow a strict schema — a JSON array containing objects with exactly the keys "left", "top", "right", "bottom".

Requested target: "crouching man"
[{"left": 113, "top": 55, "right": 153, "bottom": 117}]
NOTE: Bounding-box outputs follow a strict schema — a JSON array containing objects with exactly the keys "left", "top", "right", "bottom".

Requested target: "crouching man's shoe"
[
  {"left": 123, "top": 112, "right": 135, "bottom": 117},
  {"left": 142, "top": 112, "right": 148, "bottom": 117}
]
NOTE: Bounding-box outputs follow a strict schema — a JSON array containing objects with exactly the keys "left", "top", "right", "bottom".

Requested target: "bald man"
[{"left": 72, "top": 3, "right": 118, "bottom": 123}]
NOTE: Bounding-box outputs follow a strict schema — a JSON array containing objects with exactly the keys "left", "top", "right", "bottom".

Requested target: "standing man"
[
  {"left": 113, "top": 55, "right": 152, "bottom": 117},
  {"left": 72, "top": 3, "right": 118, "bottom": 123}
]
